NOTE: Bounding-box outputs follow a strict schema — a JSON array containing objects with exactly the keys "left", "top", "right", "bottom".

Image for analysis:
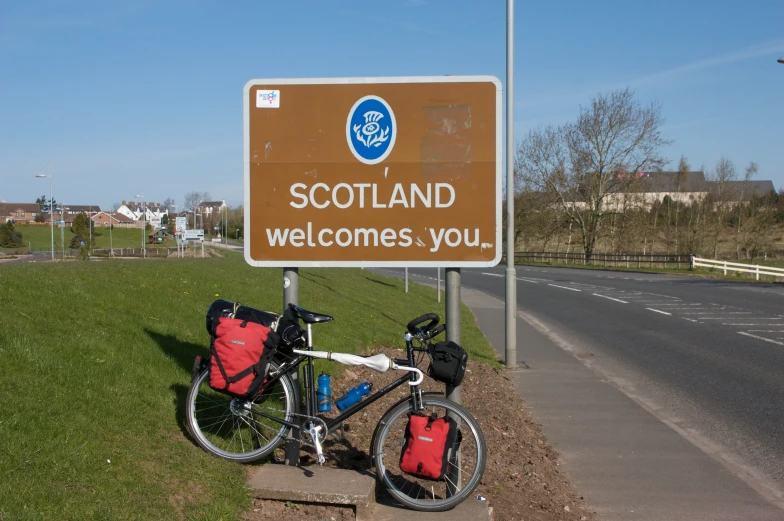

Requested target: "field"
[
  {"left": 2, "top": 224, "right": 178, "bottom": 252},
  {"left": 0, "top": 252, "right": 496, "bottom": 520}
]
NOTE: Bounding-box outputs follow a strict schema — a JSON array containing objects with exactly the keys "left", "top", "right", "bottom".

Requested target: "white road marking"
[
  {"left": 549, "top": 284, "right": 581, "bottom": 292},
  {"left": 738, "top": 332, "right": 784, "bottom": 346},
  {"left": 516, "top": 277, "right": 539, "bottom": 283},
  {"left": 725, "top": 323, "right": 783, "bottom": 326},
  {"left": 680, "top": 312, "right": 751, "bottom": 315},
  {"left": 647, "top": 308, "right": 672, "bottom": 316},
  {"left": 481, "top": 272, "right": 504, "bottom": 277},
  {"left": 746, "top": 330, "right": 784, "bottom": 333},
  {"left": 682, "top": 317, "right": 700, "bottom": 323},
  {"left": 593, "top": 293, "right": 629, "bottom": 304}
]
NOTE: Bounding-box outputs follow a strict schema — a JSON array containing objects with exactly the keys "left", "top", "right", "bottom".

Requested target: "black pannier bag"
[{"left": 427, "top": 341, "right": 468, "bottom": 386}]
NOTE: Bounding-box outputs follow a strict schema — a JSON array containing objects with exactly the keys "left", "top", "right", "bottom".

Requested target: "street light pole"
[
  {"left": 778, "top": 57, "right": 784, "bottom": 64},
  {"left": 135, "top": 194, "right": 144, "bottom": 258},
  {"left": 35, "top": 173, "right": 54, "bottom": 261},
  {"left": 504, "top": 0, "right": 517, "bottom": 368}
]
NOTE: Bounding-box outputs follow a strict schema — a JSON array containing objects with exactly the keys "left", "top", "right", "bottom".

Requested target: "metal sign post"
[
  {"left": 445, "top": 267, "right": 462, "bottom": 491},
  {"left": 283, "top": 267, "right": 301, "bottom": 466}
]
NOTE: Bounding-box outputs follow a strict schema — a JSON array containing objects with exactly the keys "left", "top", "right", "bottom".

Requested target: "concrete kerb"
[
  {"left": 248, "top": 463, "right": 492, "bottom": 521},
  {"left": 248, "top": 464, "right": 375, "bottom": 520}
]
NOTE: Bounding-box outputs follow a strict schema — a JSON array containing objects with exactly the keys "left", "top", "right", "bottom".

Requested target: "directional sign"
[
  {"left": 175, "top": 217, "right": 187, "bottom": 233},
  {"left": 183, "top": 229, "right": 204, "bottom": 241},
  {"left": 244, "top": 76, "right": 501, "bottom": 267}
]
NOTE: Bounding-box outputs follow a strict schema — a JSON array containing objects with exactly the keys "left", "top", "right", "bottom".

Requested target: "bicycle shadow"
[{"left": 145, "top": 329, "right": 208, "bottom": 439}]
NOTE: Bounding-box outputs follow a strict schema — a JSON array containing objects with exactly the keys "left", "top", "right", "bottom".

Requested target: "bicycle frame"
[{"left": 253, "top": 327, "right": 426, "bottom": 437}]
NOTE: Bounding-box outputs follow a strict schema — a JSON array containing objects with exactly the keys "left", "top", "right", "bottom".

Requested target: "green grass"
[
  {"left": 4, "top": 225, "right": 177, "bottom": 253},
  {"left": 0, "top": 252, "right": 496, "bottom": 520}
]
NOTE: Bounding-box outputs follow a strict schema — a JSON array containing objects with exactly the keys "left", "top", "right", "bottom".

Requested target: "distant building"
[
  {"left": 559, "top": 171, "right": 776, "bottom": 211},
  {"left": 91, "top": 211, "right": 141, "bottom": 228},
  {"left": 0, "top": 203, "right": 41, "bottom": 223},
  {"left": 116, "top": 200, "right": 169, "bottom": 222},
  {"left": 198, "top": 200, "right": 226, "bottom": 216}
]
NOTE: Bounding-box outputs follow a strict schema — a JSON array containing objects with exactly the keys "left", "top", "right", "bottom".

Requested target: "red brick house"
[
  {"left": 0, "top": 203, "right": 42, "bottom": 223},
  {"left": 91, "top": 211, "right": 141, "bottom": 228}
]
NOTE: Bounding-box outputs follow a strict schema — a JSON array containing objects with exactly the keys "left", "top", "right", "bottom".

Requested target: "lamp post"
[
  {"left": 88, "top": 206, "right": 93, "bottom": 254},
  {"left": 135, "top": 194, "right": 146, "bottom": 258},
  {"left": 34, "top": 173, "right": 54, "bottom": 261},
  {"left": 778, "top": 58, "right": 784, "bottom": 64},
  {"left": 61, "top": 206, "right": 69, "bottom": 260}
]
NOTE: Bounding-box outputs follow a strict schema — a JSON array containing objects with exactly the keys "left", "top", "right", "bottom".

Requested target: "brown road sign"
[{"left": 243, "top": 76, "right": 501, "bottom": 267}]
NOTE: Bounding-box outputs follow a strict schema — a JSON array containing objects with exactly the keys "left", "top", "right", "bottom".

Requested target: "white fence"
[{"left": 691, "top": 256, "right": 784, "bottom": 280}]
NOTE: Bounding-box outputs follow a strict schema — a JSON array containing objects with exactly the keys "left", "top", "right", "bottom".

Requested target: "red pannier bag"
[
  {"left": 399, "top": 413, "right": 460, "bottom": 480},
  {"left": 209, "top": 317, "right": 279, "bottom": 397}
]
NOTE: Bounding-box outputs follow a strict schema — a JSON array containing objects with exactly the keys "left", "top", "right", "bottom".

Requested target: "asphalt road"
[{"left": 378, "top": 265, "right": 784, "bottom": 506}]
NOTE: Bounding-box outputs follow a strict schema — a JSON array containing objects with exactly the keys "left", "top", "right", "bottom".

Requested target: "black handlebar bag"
[{"left": 427, "top": 341, "right": 468, "bottom": 386}]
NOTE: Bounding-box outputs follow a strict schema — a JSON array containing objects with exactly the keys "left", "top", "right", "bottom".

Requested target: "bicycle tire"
[
  {"left": 373, "top": 396, "right": 486, "bottom": 512},
  {"left": 185, "top": 361, "right": 296, "bottom": 462}
]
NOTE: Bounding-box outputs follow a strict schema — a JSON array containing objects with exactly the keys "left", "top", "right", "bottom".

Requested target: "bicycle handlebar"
[
  {"left": 407, "top": 313, "right": 440, "bottom": 334},
  {"left": 424, "top": 324, "right": 446, "bottom": 341}
]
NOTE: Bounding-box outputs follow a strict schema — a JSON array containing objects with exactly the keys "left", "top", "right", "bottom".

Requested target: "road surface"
[{"left": 377, "top": 265, "right": 784, "bottom": 519}]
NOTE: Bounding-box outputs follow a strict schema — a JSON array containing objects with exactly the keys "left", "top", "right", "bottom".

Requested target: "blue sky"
[{"left": 1, "top": 0, "right": 783, "bottom": 209}]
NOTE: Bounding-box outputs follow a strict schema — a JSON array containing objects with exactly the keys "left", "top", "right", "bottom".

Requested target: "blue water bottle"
[
  {"left": 335, "top": 382, "right": 373, "bottom": 411},
  {"left": 317, "top": 372, "right": 332, "bottom": 412}
]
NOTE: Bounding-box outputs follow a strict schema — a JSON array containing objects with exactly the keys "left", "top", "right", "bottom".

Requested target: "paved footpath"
[{"left": 374, "top": 269, "right": 784, "bottom": 521}]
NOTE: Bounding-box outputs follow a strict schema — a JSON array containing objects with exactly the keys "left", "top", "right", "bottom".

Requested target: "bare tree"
[
  {"left": 674, "top": 156, "right": 690, "bottom": 254},
  {"left": 517, "top": 88, "right": 670, "bottom": 259},
  {"left": 708, "top": 157, "right": 737, "bottom": 258},
  {"left": 735, "top": 161, "right": 758, "bottom": 258},
  {"left": 161, "top": 197, "right": 177, "bottom": 213}
]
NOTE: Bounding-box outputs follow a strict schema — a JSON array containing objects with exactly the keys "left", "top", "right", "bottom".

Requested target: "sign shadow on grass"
[{"left": 299, "top": 273, "right": 402, "bottom": 326}]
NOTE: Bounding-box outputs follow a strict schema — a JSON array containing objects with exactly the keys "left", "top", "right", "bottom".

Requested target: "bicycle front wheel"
[
  {"left": 373, "top": 396, "right": 486, "bottom": 512},
  {"left": 185, "top": 361, "right": 295, "bottom": 463}
]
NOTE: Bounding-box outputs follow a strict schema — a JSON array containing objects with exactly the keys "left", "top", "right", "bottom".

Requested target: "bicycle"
[{"left": 185, "top": 304, "right": 487, "bottom": 512}]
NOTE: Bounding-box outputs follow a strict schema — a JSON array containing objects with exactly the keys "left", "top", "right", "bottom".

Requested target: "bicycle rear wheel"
[
  {"left": 373, "top": 396, "right": 486, "bottom": 512},
  {"left": 185, "top": 361, "right": 295, "bottom": 463}
]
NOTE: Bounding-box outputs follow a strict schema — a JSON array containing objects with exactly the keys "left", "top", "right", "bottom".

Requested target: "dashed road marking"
[
  {"left": 738, "top": 332, "right": 784, "bottom": 346},
  {"left": 593, "top": 293, "right": 629, "bottom": 304},
  {"left": 647, "top": 308, "right": 672, "bottom": 316},
  {"left": 549, "top": 284, "right": 581, "bottom": 292}
]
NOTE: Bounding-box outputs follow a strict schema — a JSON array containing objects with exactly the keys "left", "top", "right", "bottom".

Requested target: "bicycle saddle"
[{"left": 287, "top": 303, "right": 334, "bottom": 324}]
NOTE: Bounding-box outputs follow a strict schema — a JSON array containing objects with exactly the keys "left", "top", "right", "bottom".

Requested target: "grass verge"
[
  {"left": 0, "top": 252, "right": 495, "bottom": 520},
  {"left": 3, "top": 225, "right": 178, "bottom": 253}
]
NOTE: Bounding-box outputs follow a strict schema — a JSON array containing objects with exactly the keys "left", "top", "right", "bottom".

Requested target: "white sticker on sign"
[{"left": 256, "top": 90, "right": 280, "bottom": 108}]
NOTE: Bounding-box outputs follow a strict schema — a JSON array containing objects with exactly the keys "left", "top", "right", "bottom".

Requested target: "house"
[
  {"left": 65, "top": 205, "right": 101, "bottom": 215},
  {"left": 116, "top": 200, "right": 169, "bottom": 222},
  {"left": 198, "top": 201, "right": 226, "bottom": 216},
  {"left": 0, "top": 203, "right": 41, "bottom": 223},
  {"left": 91, "top": 211, "right": 141, "bottom": 228},
  {"left": 555, "top": 171, "right": 776, "bottom": 211}
]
